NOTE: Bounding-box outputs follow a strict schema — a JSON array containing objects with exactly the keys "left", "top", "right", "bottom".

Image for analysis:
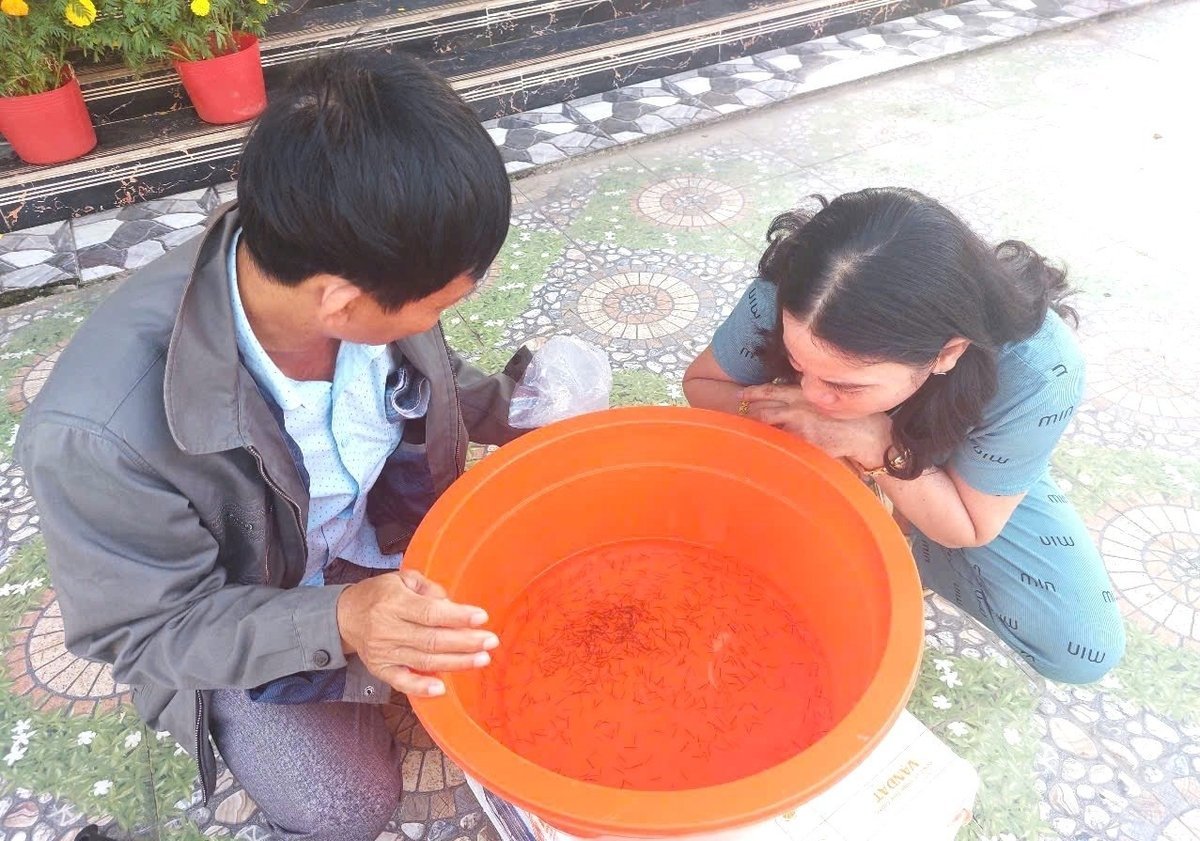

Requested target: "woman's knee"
[{"left": 1024, "top": 614, "right": 1127, "bottom": 685}]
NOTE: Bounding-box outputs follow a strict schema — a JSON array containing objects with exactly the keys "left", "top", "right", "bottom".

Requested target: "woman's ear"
[{"left": 935, "top": 337, "right": 971, "bottom": 374}]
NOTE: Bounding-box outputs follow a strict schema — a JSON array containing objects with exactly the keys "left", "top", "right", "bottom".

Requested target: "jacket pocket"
[
  {"left": 208, "top": 495, "right": 274, "bottom": 586},
  {"left": 368, "top": 440, "right": 437, "bottom": 555}
]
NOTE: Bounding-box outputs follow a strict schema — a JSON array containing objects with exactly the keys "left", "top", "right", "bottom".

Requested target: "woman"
[{"left": 684, "top": 187, "right": 1124, "bottom": 684}]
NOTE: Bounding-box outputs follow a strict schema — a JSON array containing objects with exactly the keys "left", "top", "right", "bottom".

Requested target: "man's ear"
[{"left": 315, "top": 276, "right": 364, "bottom": 330}]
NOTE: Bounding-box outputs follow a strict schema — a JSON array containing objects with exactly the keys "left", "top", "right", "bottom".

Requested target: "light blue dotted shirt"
[{"left": 229, "top": 231, "right": 403, "bottom": 585}]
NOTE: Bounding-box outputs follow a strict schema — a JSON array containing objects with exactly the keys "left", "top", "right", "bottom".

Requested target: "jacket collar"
[
  {"left": 163, "top": 204, "right": 246, "bottom": 456},
  {"left": 163, "top": 203, "right": 452, "bottom": 457}
]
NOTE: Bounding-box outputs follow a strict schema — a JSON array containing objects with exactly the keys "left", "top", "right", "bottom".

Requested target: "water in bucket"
[{"left": 480, "top": 539, "right": 834, "bottom": 790}]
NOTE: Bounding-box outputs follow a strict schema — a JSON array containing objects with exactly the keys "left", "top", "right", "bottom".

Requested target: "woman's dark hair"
[
  {"left": 237, "top": 49, "right": 511, "bottom": 310},
  {"left": 758, "top": 187, "right": 1076, "bottom": 479}
]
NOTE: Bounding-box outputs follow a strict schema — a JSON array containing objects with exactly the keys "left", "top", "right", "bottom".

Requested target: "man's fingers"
[
  {"left": 372, "top": 645, "right": 497, "bottom": 697},
  {"left": 392, "top": 570, "right": 488, "bottom": 627},
  {"left": 404, "top": 590, "right": 490, "bottom": 629},
  {"left": 376, "top": 664, "right": 446, "bottom": 698},
  {"left": 399, "top": 568, "right": 449, "bottom": 600},
  {"left": 399, "top": 625, "right": 500, "bottom": 654},
  {"left": 392, "top": 647, "right": 495, "bottom": 673}
]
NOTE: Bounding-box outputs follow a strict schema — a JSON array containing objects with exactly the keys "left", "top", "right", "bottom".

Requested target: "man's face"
[{"left": 322, "top": 273, "right": 476, "bottom": 345}]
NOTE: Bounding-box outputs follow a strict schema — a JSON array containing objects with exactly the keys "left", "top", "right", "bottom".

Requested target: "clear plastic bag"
[{"left": 508, "top": 336, "right": 613, "bottom": 428}]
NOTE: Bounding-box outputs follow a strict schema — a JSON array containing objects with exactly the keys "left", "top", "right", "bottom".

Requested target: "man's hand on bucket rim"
[{"left": 336, "top": 568, "right": 499, "bottom": 697}]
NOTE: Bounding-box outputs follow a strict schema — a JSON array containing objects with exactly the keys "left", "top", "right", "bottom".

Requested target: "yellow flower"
[
  {"left": 64, "top": 0, "right": 97, "bottom": 26},
  {"left": 1, "top": 0, "right": 30, "bottom": 17},
  {"left": 190, "top": 0, "right": 211, "bottom": 16}
]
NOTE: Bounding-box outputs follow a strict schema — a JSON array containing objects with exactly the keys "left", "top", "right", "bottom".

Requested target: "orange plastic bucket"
[{"left": 408, "top": 406, "right": 923, "bottom": 838}]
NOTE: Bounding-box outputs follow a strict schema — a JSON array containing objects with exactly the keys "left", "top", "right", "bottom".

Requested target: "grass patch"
[
  {"left": 1052, "top": 444, "right": 1200, "bottom": 519},
  {"left": 564, "top": 167, "right": 755, "bottom": 258},
  {"left": 443, "top": 230, "right": 566, "bottom": 372},
  {"left": 1110, "top": 625, "right": 1200, "bottom": 725},
  {"left": 611, "top": 370, "right": 681, "bottom": 408},
  {"left": 0, "top": 538, "right": 197, "bottom": 830},
  {"left": 158, "top": 821, "right": 213, "bottom": 841},
  {"left": 908, "top": 652, "right": 1046, "bottom": 840},
  {"left": 0, "top": 307, "right": 98, "bottom": 459}
]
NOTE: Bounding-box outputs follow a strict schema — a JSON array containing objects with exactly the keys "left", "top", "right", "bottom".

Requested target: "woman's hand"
[{"left": 740, "top": 383, "right": 891, "bottom": 465}]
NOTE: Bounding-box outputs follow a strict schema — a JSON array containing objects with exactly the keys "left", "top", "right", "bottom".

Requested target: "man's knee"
[
  {"left": 211, "top": 693, "right": 404, "bottom": 841},
  {"left": 1026, "top": 616, "right": 1126, "bottom": 685},
  {"left": 263, "top": 766, "right": 401, "bottom": 841}
]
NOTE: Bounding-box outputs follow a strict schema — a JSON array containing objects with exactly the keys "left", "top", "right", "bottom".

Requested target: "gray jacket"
[{"left": 16, "top": 205, "right": 526, "bottom": 799}]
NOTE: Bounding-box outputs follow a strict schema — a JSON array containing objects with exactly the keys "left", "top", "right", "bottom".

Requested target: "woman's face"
[{"left": 780, "top": 313, "right": 945, "bottom": 420}]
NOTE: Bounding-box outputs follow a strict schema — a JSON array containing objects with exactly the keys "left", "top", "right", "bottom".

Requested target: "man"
[{"left": 18, "top": 49, "right": 524, "bottom": 840}]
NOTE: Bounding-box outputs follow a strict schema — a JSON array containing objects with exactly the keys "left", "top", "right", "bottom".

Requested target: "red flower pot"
[
  {"left": 0, "top": 72, "right": 97, "bottom": 166},
  {"left": 175, "top": 33, "right": 268, "bottom": 125}
]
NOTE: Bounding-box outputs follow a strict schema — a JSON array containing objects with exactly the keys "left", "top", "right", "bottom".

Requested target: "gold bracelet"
[
  {"left": 737, "top": 399, "right": 750, "bottom": 417},
  {"left": 855, "top": 446, "right": 912, "bottom": 479}
]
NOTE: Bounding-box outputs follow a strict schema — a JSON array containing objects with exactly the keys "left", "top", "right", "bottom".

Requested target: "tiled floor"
[{"left": 2, "top": 1, "right": 1200, "bottom": 839}]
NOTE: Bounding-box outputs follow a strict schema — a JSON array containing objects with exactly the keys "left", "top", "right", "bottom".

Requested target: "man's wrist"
[{"left": 335, "top": 583, "right": 362, "bottom": 656}]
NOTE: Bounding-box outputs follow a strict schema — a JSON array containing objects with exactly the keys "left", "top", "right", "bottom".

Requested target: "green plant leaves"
[{"left": 0, "top": 0, "right": 279, "bottom": 90}]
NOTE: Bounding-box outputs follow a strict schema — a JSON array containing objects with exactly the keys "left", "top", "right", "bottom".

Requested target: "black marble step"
[
  {"left": 2, "top": 0, "right": 947, "bottom": 231},
  {"left": 76, "top": 0, "right": 682, "bottom": 127},
  {"left": 438, "top": 0, "right": 938, "bottom": 115}
]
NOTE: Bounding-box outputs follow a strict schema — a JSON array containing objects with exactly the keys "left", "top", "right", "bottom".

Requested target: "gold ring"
[{"left": 737, "top": 399, "right": 750, "bottom": 416}]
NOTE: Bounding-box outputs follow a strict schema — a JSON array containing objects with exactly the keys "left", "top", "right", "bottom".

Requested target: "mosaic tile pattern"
[
  {"left": 570, "top": 79, "right": 723, "bottom": 144},
  {"left": 1075, "top": 310, "right": 1200, "bottom": 458},
  {"left": 512, "top": 150, "right": 760, "bottom": 261},
  {"left": 485, "top": 103, "right": 618, "bottom": 175},
  {"left": 1095, "top": 495, "right": 1200, "bottom": 651},
  {"left": 0, "top": 223, "right": 78, "bottom": 296},
  {"left": 509, "top": 243, "right": 751, "bottom": 370},
  {"left": 6, "top": 345, "right": 65, "bottom": 417},
  {"left": 6, "top": 596, "right": 131, "bottom": 717},
  {"left": 663, "top": 56, "right": 808, "bottom": 115},
  {"left": 1, "top": 2, "right": 1199, "bottom": 840},
  {"left": 70, "top": 188, "right": 221, "bottom": 286},
  {"left": 634, "top": 175, "right": 747, "bottom": 226}
]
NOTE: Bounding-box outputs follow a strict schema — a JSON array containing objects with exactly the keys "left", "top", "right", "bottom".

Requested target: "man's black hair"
[{"left": 237, "top": 49, "right": 511, "bottom": 309}]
